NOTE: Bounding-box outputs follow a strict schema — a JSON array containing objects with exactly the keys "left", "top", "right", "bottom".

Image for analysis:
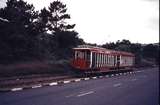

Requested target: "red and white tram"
[{"left": 71, "top": 45, "right": 135, "bottom": 73}]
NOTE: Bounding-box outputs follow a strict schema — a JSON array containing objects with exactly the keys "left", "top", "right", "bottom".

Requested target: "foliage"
[
  {"left": 0, "top": 0, "right": 40, "bottom": 63},
  {"left": 48, "top": 1, "right": 75, "bottom": 32},
  {"left": 36, "top": 0, "right": 84, "bottom": 60},
  {"left": 54, "top": 30, "right": 85, "bottom": 59},
  {"left": 101, "top": 40, "right": 159, "bottom": 65},
  {"left": 0, "top": 0, "right": 158, "bottom": 66},
  {"left": 0, "top": 0, "right": 84, "bottom": 64}
]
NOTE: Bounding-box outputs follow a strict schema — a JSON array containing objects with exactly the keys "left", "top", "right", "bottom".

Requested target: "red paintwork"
[
  {"left": 71, "top": 46, "right": 135, "bottom": 73},
  {"left": 73, "top": 48, "right": 134, "bottom": 57},
  {"left": 71, "top": 58, "right": 90, "bottom": 70}
]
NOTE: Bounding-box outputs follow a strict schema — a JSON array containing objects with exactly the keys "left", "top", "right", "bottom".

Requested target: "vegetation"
[
  {"left": 0, "top": 0, "right": 84, "bottom": 64},
  {"left": 0, "top": 0, "right": 159, "bottom": 77},
  {"left": 101, "top": 39, "right": 159, "bottom": 66}
]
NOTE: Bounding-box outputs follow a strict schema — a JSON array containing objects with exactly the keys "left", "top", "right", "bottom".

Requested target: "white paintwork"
[
  {"left": 90, "top": 52, "right": 93, "bottom": 68},
  {"left": 92, "top": 77, "right": 97, "bottom": 79},
  {"left": 75, "top": 79, "right": 81, "bottom": 82},
  {"left": 49, "top": 82, "right": 58, "bottom": 86},
  {"left": 32, "top": 85, "right": 42, "bottom": 88},
  {"left": 84, "top": 78, "right": 90, "bottom": 80},
  {"left": 64, "top": 81, "right": 70, "bottom": 84},
  {"left": 11, "top": 88, "right": 23, "bottom": 91},
  {"left": 77, "top": 91, "right": 94, "bottom": 97},
  {"left": 113, "top": 83, "right": 122, "bottom": 87}
]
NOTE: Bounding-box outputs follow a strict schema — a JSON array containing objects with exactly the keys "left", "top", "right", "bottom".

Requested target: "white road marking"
[
  {"left": 49, "top": 82, "right": 58, "bottom": 86},
  {"left": 11, "top": 88, "right": 23, "bottom": 91},
  {"left": 65, "top": 94, "right": 75, "bottom": 98},
  {"left": 79, "top": 91, "right": 90, "bottom": 93},
  {"left": 113, "top": 83, "right": 122, "bottom": 87},
  {"left": 77, "top": 91, "right": 94, "bottom": 97},
  {"left": 16, "top": 78, "right": 20, "bottom": 81},
  {"left": 84, "top": 78, "right": 90, "bottom": 80},
  {"left": 99, "top": 76, "right": 103, "bottom": 78},
  {"left": 64, "top": 80, "right": 70, "bottom": 84},
  {"left": 131, "top": 79, "right": 137, "bottom": 81},
  {"left": 92, "top": 77, "right": 97, "bottom": 79},
  {"left": 32, "top": 85, "right": 42, "bottom": 88},
  {"left": 106, "top": 75, "right": 109, "bottom": 78},
  {"left": 75, "top": 79, "right": 81, "bottom": 82}
]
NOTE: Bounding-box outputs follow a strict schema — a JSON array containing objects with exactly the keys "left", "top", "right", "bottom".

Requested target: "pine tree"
[
  {"left": 0, "top": 0, "right": 39, "bottom": 63},
  {"left": 48, "top": 0, "right": 75, "bottom": 33}
]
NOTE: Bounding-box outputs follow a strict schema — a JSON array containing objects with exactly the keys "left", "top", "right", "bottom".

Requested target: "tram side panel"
[
  {"left": 119, "top": 55, "right": 135, "bottom": 69},
  {"left": 90, "top": 51, "right": 119, "bottom": 71}
]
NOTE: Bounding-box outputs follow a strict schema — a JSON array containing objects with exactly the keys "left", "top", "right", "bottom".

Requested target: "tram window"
[
  {"left": 74, "top": 51, "right": 78, "bottom": 59},
  {"left": 102, "top": 54, "right": 103, "bottom": 64},
  {"left": 104, "top": 54, "right": 105, "bottom": 64},
  {"left": 74, "top": 50, "right": 90, "bottom": 61},
  {"left": 86, "top": 50, "right": 90, "bottom": 61},
  {"left": 100, "top": 53, "right": 102, "bottom": 65},
  {"left": 106, "top": 55, "right": 108, "bottom": 64},
  {"left": 75, "top": 50, "right": 84, "bottom": 59}
]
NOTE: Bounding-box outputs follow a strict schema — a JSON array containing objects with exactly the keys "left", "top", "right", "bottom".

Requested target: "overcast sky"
[{"left": 0, "top": 0, "right": 159, "bottom": 44}]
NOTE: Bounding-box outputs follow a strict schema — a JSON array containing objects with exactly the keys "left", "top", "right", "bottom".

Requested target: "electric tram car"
[{"left": 71, "top": 45, "right": 135, "bottom": 73}]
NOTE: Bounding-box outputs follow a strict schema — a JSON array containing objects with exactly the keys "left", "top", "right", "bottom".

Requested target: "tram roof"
[{"left": 73, "top": 45, "right": 134, "bottom": 56}]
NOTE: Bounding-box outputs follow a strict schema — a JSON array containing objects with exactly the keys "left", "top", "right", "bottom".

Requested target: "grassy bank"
[{"left": 0, "top": 60, "right": 73, "bottom": 78}]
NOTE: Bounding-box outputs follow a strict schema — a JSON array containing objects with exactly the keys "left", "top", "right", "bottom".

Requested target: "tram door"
[
  {"left": 91, "top": 52, "right": 96, "bottom": 68},
  {"left": 117, "top": 55, "right": 120, "bottom": 68}
]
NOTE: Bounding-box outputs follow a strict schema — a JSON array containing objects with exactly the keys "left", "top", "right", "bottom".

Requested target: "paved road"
[{"left": 0, "top": 68, "right": 159, "bottom": 105}]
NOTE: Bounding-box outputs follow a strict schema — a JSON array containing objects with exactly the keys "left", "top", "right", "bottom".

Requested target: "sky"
[{"left": 0, "top": 0, "right": 159, "bottom": 44}]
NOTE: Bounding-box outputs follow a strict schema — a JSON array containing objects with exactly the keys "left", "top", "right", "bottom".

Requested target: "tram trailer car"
[{"left": 71, "top": 45, "right": 135, "bottom": 73}]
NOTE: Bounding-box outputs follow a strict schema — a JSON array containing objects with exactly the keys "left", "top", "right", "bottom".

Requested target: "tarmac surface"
[{"left": 0, "top": 67, "right": 159, "bottom": 105}]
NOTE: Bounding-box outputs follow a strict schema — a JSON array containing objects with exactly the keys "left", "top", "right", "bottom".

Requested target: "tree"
[
  {"left": 117, "top": 39, "right": 131, "bottom": 45},
  {"left": 35, "top": 8, "right": 50, "bottom": 33},
  {"left": 0, "top": 0, "right": 39, "bottom": 63},
  {"left": 102, "top": 42, "right": 117, "bottom": 49},
  {"left": 53, "top": 30, "right": 85, "bottom": 59},
  {"left": 48, "top": 0, "right": 75, "bottom": 33},
  {"left": 142, "top": 44, "right": 158, "bottom": 58},
  {"left": 37, "top": 0, "right": 84, "bottom": 59},
  {"left": 142, "top": 44, "right": 159, "bottom": 64},
  {"left": 130, "top": 43, "right": 142, "bottom": 65},
  {"left": 0, "top": 0, "right": 85, "bottom": 63}
]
